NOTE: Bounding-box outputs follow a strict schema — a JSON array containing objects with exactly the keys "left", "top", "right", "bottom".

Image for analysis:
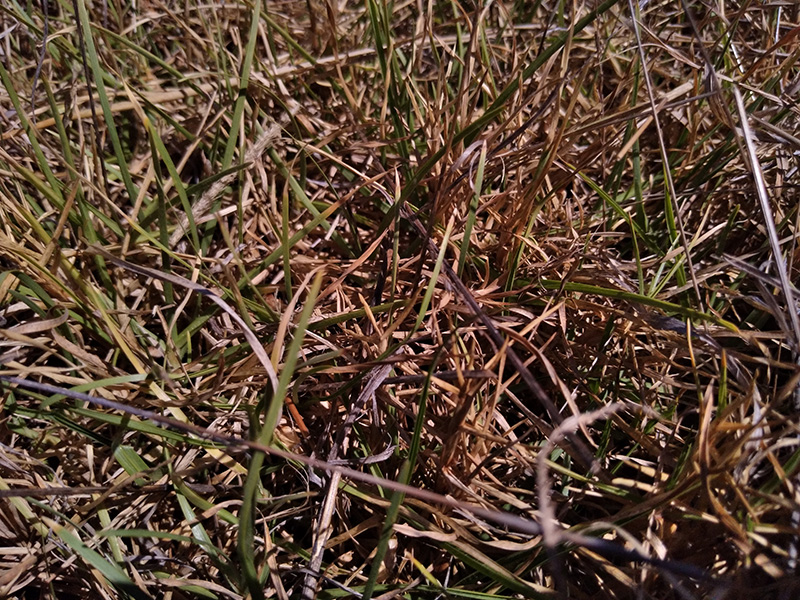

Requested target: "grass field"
[{"left": 1, "top": 0, "right": 799, "bottom": 598}]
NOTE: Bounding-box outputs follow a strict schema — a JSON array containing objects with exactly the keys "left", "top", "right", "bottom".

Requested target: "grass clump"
[{"left": 1, "top": 1, "right": 799, "bottom": 598}]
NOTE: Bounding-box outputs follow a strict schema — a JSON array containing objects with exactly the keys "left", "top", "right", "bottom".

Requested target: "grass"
[{"left": 1, "top": 0, "right": 799, "bottom": 598}]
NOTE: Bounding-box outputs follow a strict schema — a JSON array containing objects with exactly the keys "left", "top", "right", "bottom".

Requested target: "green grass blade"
[
  {"left": 73, "top": 0, "right": 139, "bottom": 205},
  {"left": 237, "top": 272, "right": 323, "bottom": 600},
  {"left": 53, "top": 524, "right": 152, "bottom": 600}
]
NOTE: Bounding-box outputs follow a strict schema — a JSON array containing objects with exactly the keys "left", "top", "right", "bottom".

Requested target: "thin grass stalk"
[{"left": 457, "top": 143, "right": 485, "bottom": 277}]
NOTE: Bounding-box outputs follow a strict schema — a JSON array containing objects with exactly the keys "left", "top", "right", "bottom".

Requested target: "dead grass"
[{"left": 1, "top": 0, "right": 799, "bottom": 598}]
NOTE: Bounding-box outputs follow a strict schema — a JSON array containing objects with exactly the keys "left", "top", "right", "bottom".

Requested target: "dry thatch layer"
[{"left": 1, "top": 0, "right": 799, "bottom": 598}]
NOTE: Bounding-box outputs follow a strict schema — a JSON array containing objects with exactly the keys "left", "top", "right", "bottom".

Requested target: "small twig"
[
  {"left": 0, "top": 375, "right": 715, "bottom": 584},
  {"left": 536, "top": 403, "right": 624, "bottom": 594}
]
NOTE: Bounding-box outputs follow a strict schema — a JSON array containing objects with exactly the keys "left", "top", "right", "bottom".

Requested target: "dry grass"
[{"left": 1, "top": 0, "right": 800, "bottom": 598}]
